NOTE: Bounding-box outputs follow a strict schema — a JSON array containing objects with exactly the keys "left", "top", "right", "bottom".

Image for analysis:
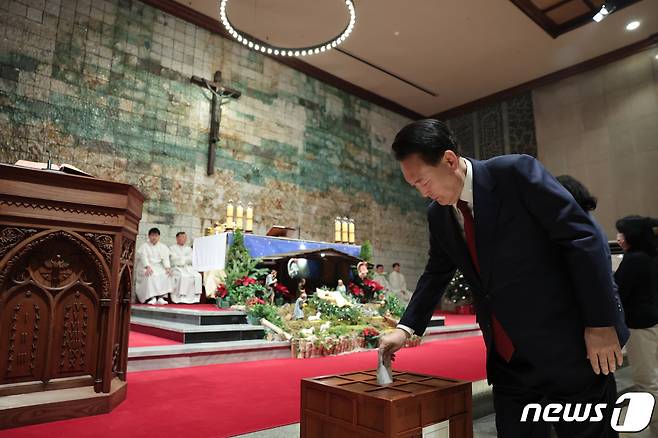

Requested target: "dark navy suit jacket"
[{"left": 399, "top": 155, "right": 629, "bottom": 387}]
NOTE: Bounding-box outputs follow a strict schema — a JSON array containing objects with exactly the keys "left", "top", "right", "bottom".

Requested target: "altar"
[{"left": 192, "top": 232, "right": 361, "bottom": 272}]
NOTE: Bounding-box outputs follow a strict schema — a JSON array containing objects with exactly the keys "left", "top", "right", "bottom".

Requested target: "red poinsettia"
[
  {"left": 216, "top": 284, "right": 228, "bottom": 299},
  {"left": 274, "top": 283, "right": 294, "bottom": 300},
  {"left": 235, "top": 276, "right": 257, "bottom": 287},
  {"left": 364, "top": 279, "right": 384, "bottom": 292},
  {"left": 348, "top": 282, "right": 364, "bottom": 297},
  {"left": 362, "top": 327, "right": 380, "bottom": 338},
  {"left": 246, "top": 297, "right": 265, "bottom": 307}
]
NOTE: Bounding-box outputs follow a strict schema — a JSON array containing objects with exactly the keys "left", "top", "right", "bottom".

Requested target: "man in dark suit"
[{"left": 379, "top": 119, "right": 629, "bottom": 437}]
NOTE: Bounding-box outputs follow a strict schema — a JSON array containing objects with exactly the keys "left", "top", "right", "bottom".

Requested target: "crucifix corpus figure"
[{"left": 190, "top": 70, "right": 241, "bottom": 175}]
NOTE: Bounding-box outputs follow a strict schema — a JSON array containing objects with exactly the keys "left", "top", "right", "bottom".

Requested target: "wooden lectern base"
[
  {"left": 301, "top": 370, "right": 473, "bottom": 438},
  {"left": 0, "top": 377, "right": 127, "bottom": 429}
]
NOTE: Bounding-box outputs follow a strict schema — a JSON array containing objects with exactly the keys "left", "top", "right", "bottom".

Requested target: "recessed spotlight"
[
  {"left": 394, "top": 31, "right": 400, "bottom": 36},
  {"left": 626, "top": 20, "right": 640, "bottom": 31},
  {"left": 655, "top": 54, "right": 658, "bottom": 60},
  {"left": 592, "top": 3, "right": 615, "bottom": 23}
]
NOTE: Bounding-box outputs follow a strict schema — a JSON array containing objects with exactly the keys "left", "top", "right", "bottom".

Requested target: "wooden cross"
[{"left": 190, "top": 70, "right": 241, "bottom": 175}]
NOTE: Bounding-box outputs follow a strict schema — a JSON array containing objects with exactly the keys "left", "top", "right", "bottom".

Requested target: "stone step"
[
  {"left": 130, "top": 317, "right": 265, "bottom": 344},
  {"left": 423, "top": 323, "right": 482, "bottom": 342},
  {"left": 131, "top": 305, "right": 247, "bottom": 326},
  {"left": 427, "top": 315, "right": 446, "bottom": 327},
  {"left": 127, "top": 339, "right": 291, "bottom": 371},
  {"left": 0, "top": 378, "right": 126, "bottom": 429}
]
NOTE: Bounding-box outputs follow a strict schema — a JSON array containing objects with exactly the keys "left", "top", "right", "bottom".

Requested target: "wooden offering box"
[{"left": 301, "top": 370, "right": 472, "bottom": 438}]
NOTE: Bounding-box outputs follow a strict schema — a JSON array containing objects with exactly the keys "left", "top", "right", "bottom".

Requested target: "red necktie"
[{"left": 457, "top": 200, "right": 515, "bottom": 362}]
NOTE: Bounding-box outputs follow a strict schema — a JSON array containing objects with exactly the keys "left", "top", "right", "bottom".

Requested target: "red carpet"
[
  {"left": 2, "top": 336, "right": 486, "bottom": 438},
  {"left": 128, "top": 331, "right": 181, "bottom": 348}
]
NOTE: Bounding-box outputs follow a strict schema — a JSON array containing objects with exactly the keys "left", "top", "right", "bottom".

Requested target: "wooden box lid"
[
  {"left": 302, "top": 370, "right": 471, "bottom": 436},
  {"left": 303, "top": 370, "right": 467, "bottom": 400}
]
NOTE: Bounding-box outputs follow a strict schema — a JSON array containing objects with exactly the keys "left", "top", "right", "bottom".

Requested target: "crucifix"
[{"left": 190, "top": 70, "right": 241, "bottom": 175}]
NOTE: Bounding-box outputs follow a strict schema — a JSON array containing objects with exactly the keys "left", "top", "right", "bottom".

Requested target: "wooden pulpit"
[{"left": 0, "top": 164, "right": 145, "bottom": 429}]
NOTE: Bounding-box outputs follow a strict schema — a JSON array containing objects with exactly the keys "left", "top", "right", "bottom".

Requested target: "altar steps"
[
  {"left": 127, "top": 306, "right": 481, "bottom": 372},
  {"left": 129, "top": 305, "right": 265, "bottom": 344},
  {"left": 128, "top": 305, "right": 289, "bottom": 371}
]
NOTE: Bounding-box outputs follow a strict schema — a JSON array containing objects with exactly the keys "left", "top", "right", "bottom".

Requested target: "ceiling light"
[
  {"left": 218, "top": 0, "right": 356, "bottom": 57},
  {"left": 592, "top": 3, "right": 616, "bottom": 23},
  {"left": 626, "top": 21, "right": 640, "bottom": 31}
]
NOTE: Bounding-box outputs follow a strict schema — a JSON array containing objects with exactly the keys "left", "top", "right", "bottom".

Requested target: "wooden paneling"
[{"left": 510, "top": 0, "right": 642, "bottom": 38}]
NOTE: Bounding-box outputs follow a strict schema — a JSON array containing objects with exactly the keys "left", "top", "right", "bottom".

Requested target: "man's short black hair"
[
  {"left": 556, "top": 175, "right": 597, "bottom": 212},
  {"left": 175, "top": 231, "right": 186, "bottom": 237},
  {"left": 148, "top": 227, "right": 160, "bottom": 236},
  {"left": 392, "top": 119, "right": 459, "bottom": 165},
  {"left": 392, "top": 262, "right": 400, "bottom": 268},
  {"left": 376, "top": 264, "right": 384, "bottom": 269}
]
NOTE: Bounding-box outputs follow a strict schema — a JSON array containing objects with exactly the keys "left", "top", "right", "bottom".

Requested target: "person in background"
[
  {"left": 373, "top": 264, "right": 391, "bottom": 290},
  {"left": 135, "top": 228, "right": 173, "bottom": 305},
  {"left": 169, "top": 231, "right": 202, "bottom": 304},
  {"left": 556, "top": 175, "right": 626, "bottom": 339},
  {"left": 615, "top": 215, "right": 658, "bottom": 438},
  {"left": 388, "top": 262, "right": 411, "bottom": 303}
]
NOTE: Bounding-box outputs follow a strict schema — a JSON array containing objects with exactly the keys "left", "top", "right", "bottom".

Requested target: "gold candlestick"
[
  {"left": 341, "top": 217, "right": 349, "bottom": 243},
  {"left": 348, "top": 218, "right": 355, "bottom": 244},
  {"left": 236, "top": 201, "right": 244, "bottom": 230},
  {"left": 246, "top": 202, "right": 253, "bottom": 233},
  {"left": 334, "top": 217, "right": 342, "bottom": 242},
  {"left": 226, "top": 199, "right": 234, "bottom": 230}
]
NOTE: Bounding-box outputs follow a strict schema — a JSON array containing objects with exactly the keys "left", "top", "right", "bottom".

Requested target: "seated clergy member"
[
  {"left": 169, "top": 231, "right": 202, "bottom": 304},
  {"left": 135, "top": 227, "right": 173, "bottom": 305},
  {"left": 373, "top": 264, "right": 391, "bottom": 290}
]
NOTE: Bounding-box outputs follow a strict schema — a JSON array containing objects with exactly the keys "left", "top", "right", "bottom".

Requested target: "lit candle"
[
  {"left": 335, "top": 217, "right": 342, "bottom": 242},
  {"left": 348, "top": 218, "right": 355, "bottom": 244},
  {"left": 341, "top": 217, "right": 349, "bottom": 243},
  {"left": 246, "top": 202, "right": 253, "bottom": 232},
  {"left": 226, "top": 200, "right": 234, "bottom": 229},
  {"left": 236, "top": 201, "right": 244, "bottom": 230}
]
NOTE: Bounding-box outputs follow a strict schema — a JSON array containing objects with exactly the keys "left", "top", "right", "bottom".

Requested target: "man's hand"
[
  {"left": 378, "top": 328, "right": 409, "bottom": 363},
  {"left": 584, "top": 326, "right": 623, "bottom": 375},
  {"left": 144, "top": 266, "right": 153, "bottom": 277}
]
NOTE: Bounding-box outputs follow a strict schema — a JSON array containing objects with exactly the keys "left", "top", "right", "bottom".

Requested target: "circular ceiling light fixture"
[
  {"left": 219, "top": 0, "right": 356, "bottom": 57},
  {"left": 625, "top": 20, "right": 640, "bottom": 31}
]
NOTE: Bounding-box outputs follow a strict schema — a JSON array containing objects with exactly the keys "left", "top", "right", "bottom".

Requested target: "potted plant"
[
  {"left": 362, "top": 327, "right": 380, "bottom": 349},
  {"left": 245, "top": 297, "right": 265, "bottom": 325},
  {"left": 216, "top": 284, "right": 230, "bottom": 308}
]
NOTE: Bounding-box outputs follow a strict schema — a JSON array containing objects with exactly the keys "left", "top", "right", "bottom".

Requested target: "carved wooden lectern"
[{"left": 0, "top": 164, "right": 144, "bottom": 429}]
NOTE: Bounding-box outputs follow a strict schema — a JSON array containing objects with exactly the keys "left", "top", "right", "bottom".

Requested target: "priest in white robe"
[
  {"left": 373, "top": 264, "right": 391, "bottom": 290},
  {"left": 135, "top": 227, "right": 173, "bottom": 305},
  {"left": 388, "top": 262, "right": 411, "bottom": 303},
  {"left": 169, "top": 231, "right": 202, "bottom": 304}
]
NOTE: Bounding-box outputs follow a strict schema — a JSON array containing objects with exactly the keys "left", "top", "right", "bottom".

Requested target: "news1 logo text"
[{"left": 521, "top": 392, "right": 656, "bottom": 432}]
